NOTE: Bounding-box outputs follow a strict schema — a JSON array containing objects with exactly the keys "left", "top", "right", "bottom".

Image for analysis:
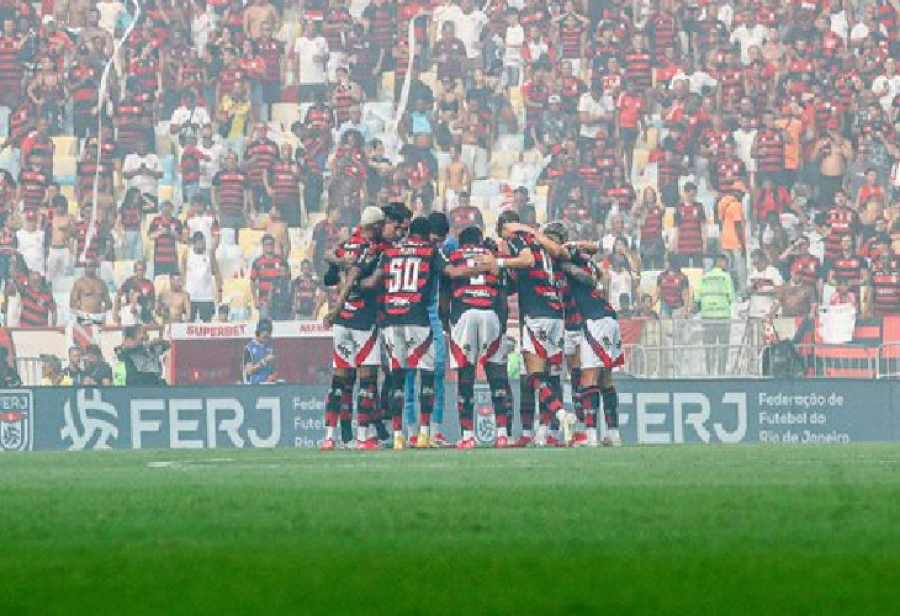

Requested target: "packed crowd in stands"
[{"left": 0, "top": 0, "right": 899, "bottom": 341}]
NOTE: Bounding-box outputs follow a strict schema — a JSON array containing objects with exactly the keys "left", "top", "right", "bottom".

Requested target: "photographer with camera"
[
  {"left": 243, "top": 319, "right": 277, "bottom": 384},
  {"left": 115, "top": 325, "right": 171, "bottom": 386}
]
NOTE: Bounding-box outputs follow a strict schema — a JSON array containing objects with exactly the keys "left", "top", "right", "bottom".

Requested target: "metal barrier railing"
[
  {"left": 16, "top": 358, "right": 43, "bottom": 386},
  {"left": 878, "top": 343, "right": 900, "bottom": 379}
]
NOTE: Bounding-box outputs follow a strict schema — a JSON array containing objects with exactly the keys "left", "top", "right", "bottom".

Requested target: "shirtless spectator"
[
  {"left": 47, "top": 195, "right": 75, "bottom": 279},
  {"left": 114, "top": 261, "right": 155, "bottom": 325},
  {"left": 70, "top": 260, "right": 112, "bottom": 325},
  {"left": 158, "top": 273, "right": 191, "bottom": 324},
  {"left": 244, "top": 0, "right": 279, "bottom": 41},
  {"left": 443, "top": 144, "right": 471, "bottom": 210},
  {"left": 769, "top": 268, "right": 817, "bottom": 319},
  {"left": 181, "top": 232, "right": 222, "bottom": 323},
  {"left": 260, "top": 205, "right": 290, "bottom": 256}
]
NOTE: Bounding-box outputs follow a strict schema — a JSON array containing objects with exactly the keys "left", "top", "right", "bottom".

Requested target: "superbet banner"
[{"left": 167, "top": 321, "right": 333, "bottom": 385}]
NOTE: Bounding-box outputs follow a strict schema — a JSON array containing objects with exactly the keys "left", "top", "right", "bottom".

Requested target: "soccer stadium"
[{"left": 2, "top": 0, "right": 900, "bottom": 612}]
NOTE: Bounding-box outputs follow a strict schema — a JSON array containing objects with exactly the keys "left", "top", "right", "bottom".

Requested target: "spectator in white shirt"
[
  {"left": 578, "top": 82, "right": 614, "bottom": 144},
  {"left": 747, "top": 249, "right": 784, "bottom": 318},
  {"left": 294, "top": 21, "right": 329, "bottom": 103},
  {"left": 729, "top": 12, "right": 768, "bottom": 64},
  {"left": 451, "top": 0, "right": 488, "bottom": 61},
  {"left": 17, "top": 212, "right": 45, "bottom": 276},
  {"left": 670, "top": 57, "right": 718, "bottom": 95},
  {"left": 170, "top": 92, "right": 212, "bottom": 157},
  {"left": 503, "top": 9, "right": 525, "bottom": 86},
  {"left": 196, "top": 124, "right": 225, "bottom": 202},
  {"left": 122, "top": 139, "right": 163, "bottom": 207}
]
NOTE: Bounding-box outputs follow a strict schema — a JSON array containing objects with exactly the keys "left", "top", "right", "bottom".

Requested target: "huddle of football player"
[{"left": 321, "top": 204, "right": 623, "bottom": 450}]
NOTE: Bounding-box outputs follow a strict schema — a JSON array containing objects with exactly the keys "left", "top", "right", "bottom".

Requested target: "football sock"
[
  {"left": 582, "top": 385, "right": 600, "bottom": 429},
  {"left": 419, "top": 371, "right": 435, "bottom": 430},
  {"left": 357, "top": 372, "right": 378, "bottom": 433},
  {"left": 325, "top": 375, "right": 345, "bottom": 430},
  {"left": 486, "top": 363, "right": 512, "bottom": 434},
  {"left": 457, "top": 365, "right": 476, "bottom": 432},
  {"left": 602, "top": 386, "right": 619, "bottom": 429},
  {"left": 529, "top": 372, "right": 562, "bottom": 427},
  {"left": 519, "top": 375, "right": 536, "bottom": 436},
  {"left": 570, "top": 368, "right": 583, "bottom": 422}
]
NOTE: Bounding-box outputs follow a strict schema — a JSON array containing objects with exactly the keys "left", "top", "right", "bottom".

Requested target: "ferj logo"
[
  {"left": 60, "top": 389, "right": 119, "bottom": 451},
  {"left": 0, "top": 391, "right": 33, "bottom": 452}
]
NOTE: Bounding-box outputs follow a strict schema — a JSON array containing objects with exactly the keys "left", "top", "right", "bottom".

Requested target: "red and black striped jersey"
[
  {"left": 18, "top": 170, "right": 49, "bottom": 213},
  {"left": 830, "top": 256, "right": 865, "bottom": 288},
  {"left": 448, "top": 245, "right": 502, "bottom": 319},
  {"left": 567, "top": 254, "right": 616, "bottom": 321},
  {"left": 380, "top": 236, "right": 442, "bottom": 327},
  {"left": 212, "top": 169, "right": 248, "bottom": 216},
  {"left": 323, "top": 7, "right": 353, "bottom": 50},
  {"left": 506, "top": 231, "right": 564, "bottom": 319},
  {"left": 606, "top": 182, "right": 636, "bottom": 212},
  {"left": 449, "top": 205, "right": 483, "bottom": 232},
  {"left": 251, "top": 254, "right": 290, "bottom": 297},
  {"left": 675, "top": 201, "right": 706, "bottom": 254},
  {"left": 658, "top": 270, "right": 688, "bottom": 308},
  {"left": 559, "top": 19, "right": 586, "bottom": 59},
  {"left": 256, "top": 39, "right": 284, "bottom": 82},
  {"left": 243, "top": 139, "right": 279, "bottom": 187},
  {"left": 69, "top": 62, "right": 100, "bottom": 118},
  {"left": 0, "top": 37, "right": 23, "bottom": 89},
  {"left": 292, "top": 274, "right": 320, "bottom": 317},
  {"left": 19, "top": 282, "right": 55, "bottom": 327},
  {"left": 823, "top": 206, "right": 859, "bottom": 259},
  {"left": 333, "top": 232, "right": 383, "bottom": 330},
  {"left": 149, "top": 216, "right": 183, "bottom": 265},
  {"left": 640, "top": 204, "right": 664, "bottom": 244},
  {"left": 791, "top": 255, "right": 821, "bottom": 287},
  {"left": 871, "top": 259, "right": 900, "bottom": 315},
  {"left": 269, "top": 161, "right": 302, "bottom": 208},
  {"left": 755, "top": 129, "right": 785, "bottom": 174}
]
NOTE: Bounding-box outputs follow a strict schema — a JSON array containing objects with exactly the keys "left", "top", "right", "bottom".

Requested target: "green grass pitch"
[{"left": 2, "top": 445, "right": 900, "bottom": 615}]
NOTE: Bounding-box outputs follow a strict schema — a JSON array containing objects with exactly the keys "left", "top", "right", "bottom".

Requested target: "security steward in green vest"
[{"left": 695, "top": 254, "right": 736, "bottom": 375}]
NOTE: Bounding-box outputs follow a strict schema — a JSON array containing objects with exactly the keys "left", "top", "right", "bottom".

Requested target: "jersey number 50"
[{"left": 388, "top": 258, "right": 421, "bottom": 293}]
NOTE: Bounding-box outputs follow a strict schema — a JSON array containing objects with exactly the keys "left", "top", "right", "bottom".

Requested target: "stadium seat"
[
  {"left": 53, "top": 136, "right": 76, "bottom": 157},
  {"left": 158, "top": 185, "right": 175, "bottom": 205},
  {"left": 223, "top": 278, "right": 252, "bottom": 308},
  {"left": 154, "top": 275, "right": 171, "bottom": 295},
  {"left": 113, "top": 260, "right": 136, "bottom": 289},
  {"left": 239, "top": 229, "right": 264, "bottom": 259},
  {"left": 272, "top": 103, "right": 302, "bottom": 130},
  {"left": 215, "top": 244, "right": 244, "bottom": 280},
  {"left": 683, "top": 268, "right": 705, "bottom": 295},
  {"left": 53, "top": 156, "right": 76, "bottom": 186}
]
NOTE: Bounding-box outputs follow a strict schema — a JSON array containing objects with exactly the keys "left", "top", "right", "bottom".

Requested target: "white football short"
[
  {"left": 581, "top": 317, "right": 624, "bottom": 370},
  {"left": 331, "top": 325, "right": 382, "bottom": 369},
  {"left": 382, "top": 324, "right": 436, "bottom": 370},
  {"left": 521, "top": 316, "right": 565, "bottom": 366},
  {"left": 449, "top": 309, "right": 506, "bottom": 369}
]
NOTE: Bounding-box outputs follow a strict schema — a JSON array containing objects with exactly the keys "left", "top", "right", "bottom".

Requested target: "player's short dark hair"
[
  {"left": 459, "top": 226, "right": 483, "bottom": 247},
  {"left": 408, "top": 217, "right": 431, "bottom": 239},
  {"left": 256, "top": 319, "right": 273, "bottom": 336},
  {"left": 496, "top": 209, "right": 520, "bottom": 235},
  {"left": 428, "top": 212, "right": 450, "bottom": 238},
  {"left": 52, "top": 194, "right": 67, "bottom": 210}
]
